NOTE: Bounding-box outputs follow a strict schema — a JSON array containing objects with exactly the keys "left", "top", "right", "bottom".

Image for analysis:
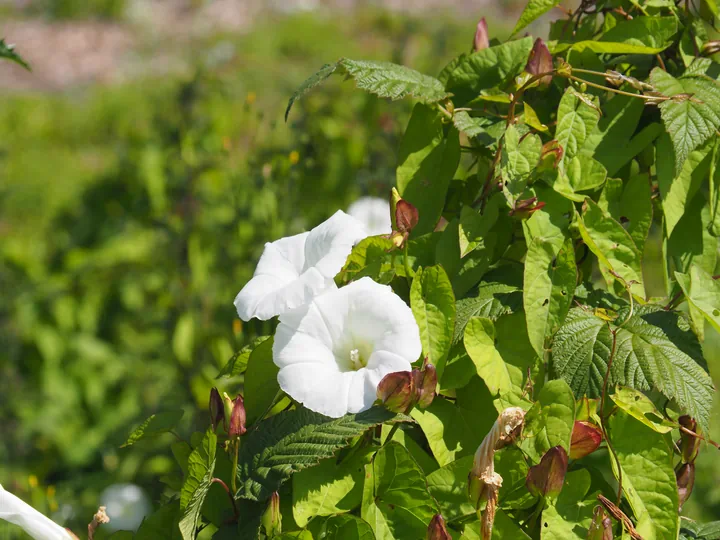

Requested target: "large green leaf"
[
  {"left": 512, "top": 0, "right": 563, "bottom": 35},
  {"left": 218, "top": 336, "right": 271, "bottom": 378},
  {"left": 553, "top": 155, "right": 607, "bottom": 202},
  {"left": 608, "top": 411, "right": 679, "bottom": 540},
  {"left": 524, "top": 235, "right": 576, "bottom": 357},
  {"left": 458, "top": 204, "right": 499, "bottom": 259},
  {"left": 597, "top": 175, "right": 653, "bottom": 255},
  {"left": 397, "top": 103, "right": 461, "bottom": 236},
  {"left": 453, "top": 111, "right": 491, "bottom": 138},
  {"left": 411, "top": 265, "right": 456, "bottom": 372},
  {"left": 656, "top": 134, "right": 713, "bottom": 237},
  {"left": 426, "top": 455, "right": 476, "bottom": 522},
  {"left": 136, "top": 501, "right": 182, "bottom": 540},
  {"left": 292, "top": 447, "right": 374, "bottom": 527},
  {"left": 236, "top": 406, "right": 399, "bottom": 501},
  {"left": 541, "top": 469, "right": 599, "bottom": 539},
  {"left": 338, "top": 236, "right": 397, "bottom": 285},
  {"left": 464, "top": 317, "right": 522, "bottom": 395},
  {"left": 411, "top": 377, "right": 496, "bottom": 466},
  {"left": 444, "top": 38, "right": 534, "bottom": 100},
  {"left": 286, "top": 59, "right": 448, "bottom": 119},
  {"left": 668, "top": 192, "right": 718, "bottom": 277},
  {"left": 577, "top": 198, "right": 645, "bottom": 298},
  {"left": 122, "top": 410, "right": 184, "bottom": 448},
  {"left": 523, "top": 184, "right": 574, "bottom": 250},
  {"left": 552, "top": 305, "right": 714, "bottom": 431},
  {"left": 555, "top": 89, "right": 600, "bottom": 167},
  {"left": 555, "top": 16, "right": 678, "bottom": 54},
  {"left": 583, "top": 94, "right": 644, "bottom": 170},
  {"left": 610, "top": 386, "right": 675, "bottom": 434},
  {"left": 315, "top": 514, "right": 376, "bottom": 540},
  {"left": 501, "top": 124, "right": 543, "bottom": 206},
  {"left": 179, "top": 429, "right": 217, "bottom": 540},
  {"left": 652, "top": 69, "right": 720, "bottom": 174},
  {"left": 521, "top": 379, "right": 575, "bottom": 463},
  {"left": 243, "top": 336, "right": 279, "bottom": 424},
  {"left": 676, "top": 265, "right": 720, "bottom": 333},
  {"left": 361, "top": 442, "right": 437, "bottom": 540}
]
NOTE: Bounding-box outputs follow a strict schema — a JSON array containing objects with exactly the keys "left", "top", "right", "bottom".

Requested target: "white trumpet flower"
[
  {"left": 347, "top": 196, "right": 392, "bottom": 236},
  {"left": 273, "top": 277, "right": 421, "bottom": 418},
  {"left": 234, "top": 210, "right": 367, "bottom": 321},
  {"left": 0, "top": 484, "right": 74, "bottom": 540}
]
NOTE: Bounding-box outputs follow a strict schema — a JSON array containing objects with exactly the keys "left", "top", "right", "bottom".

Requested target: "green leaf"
[
  {"left": 453, "top": 111, "right": 491, "bottom": 138},
  {"left": 426, "top": 455, "right": 476, "bottom": 521},
  {"left": 520, "top": 379, "right": 576, "bottom": 463},
  {"left": 524, "top": 235, "right": 576, "bottom": 357},
  {"left": 179, "top": 429, "right": 217, "bottom": 540},
  {"left": 676, "top": 265, "right": 720, "bottom": 333},
  {"left": 608, "top": 411, "right": 679, "bottom": 539},
  {"left": 552, "top": 305, "right": 714, "bottom": 431},
  {"left": 122, "top": 410, "right": 184, "bottom": 447},
  {"left": 651, "top": 69, "right": 720, "bottom": 174},
  {"left": 316, "top": 514, "right": 376, "bottom": 540},
  {"left": 243, "top": 336, "right": 279, "bottom": 424},
  {"left": 338, "top": 235, "right": 397, "bottom": 285},
  {"left": 541, "top": 469, "right": 599, "bottom": 539},
  {"left": 361, "top": 442, "right": 437, "bottom": 540},
  {"left": 464, "top": 317, "right": 522, "bottom": 395},
  {"left": 555, "top": 89, "right": 600, "bottom": 167},
  {"left": 523, "top": 184, "right": 574, "bottom": 250},
  {"left": 397, "top": 103, "right": 461, "bottom": 236},
  {"left": 136, "top": 501, "right": 182, "bottom": 540},
  {"left": 523, "top": 102, "right": 549, "bottom": 132},
  {"left": 577, "top": 198, "right": 645, "bottom": 298},
  {"left": 411, "top": 265, "right": 456, "bottom": 371},
  {"left": 583, "top": 94, "right": 644, "bottom": 171},
  {"left": 172, "top": 312, "right": 195, "bottom": 366},
  {"left": 668, "top": 192, "right": 717, "bottom": 276},
  {"left": 286, "top": 59, "right": 448, "bottom": 120},
  {"left": 292, "top": 447, "right": 374, "bottom": 527},
  {"left": 610, "top": 386, "right": 675, "bottom": 434},
  {"left": 218, "top": 336, "right": 271, "bottom": 378},
  {"left": 553, "top": 155, "right": 607, "bottom": 202},
  {"left": 656, "top": 133, "right": 713, "bottom": 237},
  {"left": 598, "top": 175, "right": 653, "bottom": 255},
  {"left": 0, "top": 38, "right": 30, "bottom": 70},
  {"left": 501, "top": 124, "right": 543, "bottom": 206},
  {"left": 512, "top": 0, "right": 563, "bottom": 35},
  {"left": 460, "top": 510, "right": 532, "bottom": 539},
  {"left": 458, "top": 203, "right": 500, "bottom": 258},
  {"left": 236, "top": 406, "right": 399, "bottom": 501},
  {"left": 444, "top": 38, "right": 534, "bottom": 100},
  {"left": 411, "top": 377, "right": 496, "bottom": 466},
  {"left": 554, "top": 16, "right": 678, "bottom": 54}
]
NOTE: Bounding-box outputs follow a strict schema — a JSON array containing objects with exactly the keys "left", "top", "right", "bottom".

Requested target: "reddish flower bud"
[
  {"left": 377, "top": 371, "right": 414, "bottom": 413},
  {"left": 427, "top": 514, "right": 452, "bottom": 540},
  {"left": 677, "top": 463, "right": 695, "bottom": 511},
  {"left": 414, "top": 363, "right": 437, "bottom": 409},
  {"left": 679, "top": 415, "right": 701, "bottom": 463},
  {"left": 525, "top": 38, "right": 553, "bottom": 86},
  {"left": 228, "top": 395, "right": 247, "bottom": 438},
  {"left": 587, "top": 506, "right": 613, "bottom": 540},
  {"left": 508, "top": 197, "right": 546, "bottom": 218},
  {"left": 569, "top": 421, "right": 603, "bottom": 460},
  {"left": 261, "top": 491, "right": 282, "bottom": 536},
  {"left": 209, "top": 387, "right": 225, "bottom": 432},
  {"left": 526, "top": 446, "right": 568, "bottom": 499},
  {"left": 473, "top": 18, "right": 489, "bottom": 52},
  {"left": 539, "top": 140, "right": 563, "bottom": 171},
  {"left": 395, "top": 199, "right": 419, "bottom": 235}
]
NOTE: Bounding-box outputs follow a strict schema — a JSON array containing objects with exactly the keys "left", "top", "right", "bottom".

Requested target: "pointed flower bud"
[
  {"left": 587, "top": 506, "right": 613, "bottom": 540},
  {"left": 525, "top": 446, "right": 568, "bottom": 499},
  {"left": 473, "top": 18, "right": 489, "bottom": 52},
  {"left": 377, "top": 371, "right": 414, "bottom": 413},
  {"left": 677, "top": 463, "right": 695, "bottom": 511},
  {"left": 228, "top": 395, "right": 247, "bottom": 438},
  {"left": 427, "top": 514, "right": 452, "bottom": 540},
  {"left": 395, "top": 199, "right": 419, "bottom": 235},
  {"left": 569, "top": 421, "right": 603, "bottom": 460},
  {"left": 209, "top": 387, "right": 224, "bottom": 432},
  {"left": 414, "top": 363, "right": 437, "bottom": 409},
  {"left": 525, "top": 38, "right": 553, "bottom": 86},
  {"left": 679, "top": 415, "right": 701, "bottom": 463},
  {"left": 508, "top": 197, "right": 545, "bottom": 219},
  {"left": 261, "top": 491, "right": 282, "bottom": 537}
]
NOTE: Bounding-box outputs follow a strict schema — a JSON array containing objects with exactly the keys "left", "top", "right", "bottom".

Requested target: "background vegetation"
[{"left": 1, "top": 0, "right": 719, "bottom": 537}]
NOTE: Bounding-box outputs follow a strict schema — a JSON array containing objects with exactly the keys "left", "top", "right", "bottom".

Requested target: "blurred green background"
[{"left": 0, "top": 0, "right": 718, "bottom": 536}]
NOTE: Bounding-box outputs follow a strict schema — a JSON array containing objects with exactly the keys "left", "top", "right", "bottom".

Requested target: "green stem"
[
  {"left": 230, "top": 439, "right": 240, "bottom": 496},
  {"left": 403, "top": 241, "right": 413, "bottom": 286},
  {"left": 568, "top": 75, "right": 669, "bottom": 101}
]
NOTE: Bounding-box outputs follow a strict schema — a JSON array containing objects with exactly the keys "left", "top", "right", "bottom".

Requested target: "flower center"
[
  {"left": 336, "top": 339, "right": 373, "bottom": 372},
  {"left": 349, "top": 348, "right": 364, "bottom": 370}
]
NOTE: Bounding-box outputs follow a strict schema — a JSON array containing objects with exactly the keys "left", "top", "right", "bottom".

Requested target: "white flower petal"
[
  {"left": 0, "top": 484, "right": 73, "bottom": 540},
  {"left": 273, "top": 277, "right": 420, "bottom": 418},
  {"left": 235, "top": 212, "right": 366, "bottom": 321},
  {"left": 347, "top": 197, "right": 392, "bottom": 236}
]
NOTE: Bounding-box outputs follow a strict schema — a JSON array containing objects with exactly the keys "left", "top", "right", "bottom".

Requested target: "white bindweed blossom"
[
  {"left": 0, "top": 484, "right": 74, "bottom": 540},
  {"left": 234, "top": 210, "right": 368, "bottom": 321},
  {"left": 347, "top": 196, "right": 392, "bottom": 236},
  {"left": 273, "top": 277, "right": 421, "bottom": 418}
]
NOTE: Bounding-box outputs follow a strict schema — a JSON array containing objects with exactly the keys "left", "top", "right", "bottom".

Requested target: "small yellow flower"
[
  {"left": 28, "top": 475, "right": 38, "bottom": 488},
  {"left": 246, "top": 92, "right": 257, "bottom": 105},
  {"left": 289, "top": 150, "right": 300, "bottom": 165}
]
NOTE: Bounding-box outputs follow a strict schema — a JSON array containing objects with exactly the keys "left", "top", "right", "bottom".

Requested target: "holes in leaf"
[{"left": 542, "top": 299, "right": 549, "bottom": 306}]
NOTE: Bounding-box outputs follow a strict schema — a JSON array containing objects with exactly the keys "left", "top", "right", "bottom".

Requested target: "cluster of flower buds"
[
  {"left": 525, "top": 446, "right": 568, "bottom": 499},
  {"left": 427, "top": 514, "right": 452, "bottom": 540},
  {"left": 390, "top": 188, "right": 419, "bottom": 249},
  {"left": 209, "top": 387, "right": 246, "bottom": 438},
  {"left": 676, "top": 415, "right": 701, "bottom": 510},
  {"left": 377, "top": 360, "right": 437, "bottom": 413}
]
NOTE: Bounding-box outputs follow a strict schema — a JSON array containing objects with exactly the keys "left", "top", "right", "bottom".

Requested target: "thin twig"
[
  {"left": 679, "top": 425, "right": 720, "bottom": 450},
  {"left": 211, "top": 478, "right": 239, "bottom": 520}
]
